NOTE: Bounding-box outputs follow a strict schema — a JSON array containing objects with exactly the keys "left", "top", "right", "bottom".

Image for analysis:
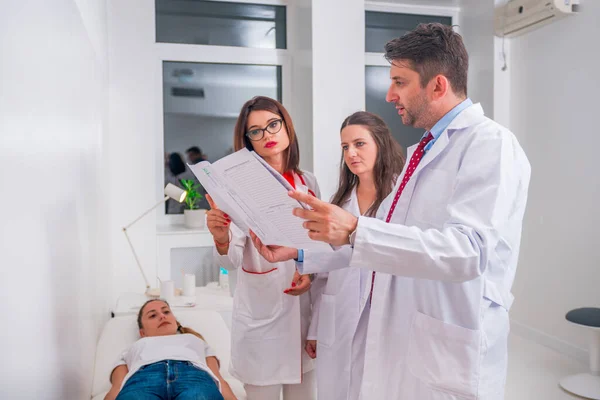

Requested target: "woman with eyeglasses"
[{"left": 205, "top": 96, "right": 320, "bottom": 400}]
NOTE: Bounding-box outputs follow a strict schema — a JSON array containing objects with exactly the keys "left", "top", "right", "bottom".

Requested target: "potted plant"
[{"left": 180, "top": 179, "right": 206, "bottom": 228}]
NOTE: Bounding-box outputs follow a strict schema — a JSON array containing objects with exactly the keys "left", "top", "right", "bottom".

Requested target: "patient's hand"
[
  {"left": 103, "top": 388, "right": 118, "bottom": 400},
  {"left": 105, "top": 364, "right": 127, "bottom": 400},
  {"left": 206, "top": 356, "right": 237, "bottom": 400},
  {"left": 220, "top": 380, "right": 238, "bottom": 400}
]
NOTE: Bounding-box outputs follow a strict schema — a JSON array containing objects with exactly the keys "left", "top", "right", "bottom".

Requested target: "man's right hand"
[{"left": 206, "top": 194, "right": 230, "bottom": 243}]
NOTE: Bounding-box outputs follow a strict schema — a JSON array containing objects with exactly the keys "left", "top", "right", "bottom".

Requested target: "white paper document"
[{"left": 188, "top": 148, "right": 332, "bottom": 252}]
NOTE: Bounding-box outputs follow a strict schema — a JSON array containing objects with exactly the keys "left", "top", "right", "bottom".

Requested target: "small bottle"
[{"left": 219, "top": 267, "right": 229, "bottom": 291}]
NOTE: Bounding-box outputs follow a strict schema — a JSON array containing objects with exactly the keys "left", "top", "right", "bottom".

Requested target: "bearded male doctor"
[{"left": 251, "top": 23, "right": 531, "bottom": 400}]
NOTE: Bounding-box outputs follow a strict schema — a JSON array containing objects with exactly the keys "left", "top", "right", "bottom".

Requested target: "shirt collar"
[{"left": 423, "top": 98, "right": 473, "bottom": 152}]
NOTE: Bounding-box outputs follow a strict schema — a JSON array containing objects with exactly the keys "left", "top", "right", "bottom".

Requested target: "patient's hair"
[{"left": 137, "top": 299, "right": 206, "bottom": 342}]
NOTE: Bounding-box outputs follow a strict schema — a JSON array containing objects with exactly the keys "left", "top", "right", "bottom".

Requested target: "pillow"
[{"left": 91, "top": 309, "right": 244, "bottom": 399}]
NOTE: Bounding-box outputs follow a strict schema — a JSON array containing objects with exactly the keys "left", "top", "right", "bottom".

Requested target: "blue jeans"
[{"left": 116, "top": 360, "right": 224, "bottom": 400}]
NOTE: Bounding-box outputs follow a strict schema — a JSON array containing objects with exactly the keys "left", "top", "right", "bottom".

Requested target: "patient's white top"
[{"left": 113, "top": 333, "right": 220, "bottom": 389}]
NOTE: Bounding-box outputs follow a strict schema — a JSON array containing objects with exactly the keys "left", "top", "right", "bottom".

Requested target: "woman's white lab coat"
[
  {"left": 312, "top": 189, "right": 373, "bottom": 400},
  {"left": 214, "top": 170, "right": 320, "bottom": 386},
  {"left": 301, "top": 104, "right": 531, "bottom": 400}
]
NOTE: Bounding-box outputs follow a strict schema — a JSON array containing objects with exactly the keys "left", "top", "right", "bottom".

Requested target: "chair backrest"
[{"left": 91, "top": 309, "right": 232, "bottom": 398}]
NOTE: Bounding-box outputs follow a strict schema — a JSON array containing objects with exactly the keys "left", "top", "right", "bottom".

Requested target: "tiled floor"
[{"left": 506, "top": 333, "right": 591, "bottom": 400}]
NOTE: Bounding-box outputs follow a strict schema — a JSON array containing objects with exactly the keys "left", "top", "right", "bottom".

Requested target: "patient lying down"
[{"left": 105, "top": 299, "right": 237, "bottom": 400}]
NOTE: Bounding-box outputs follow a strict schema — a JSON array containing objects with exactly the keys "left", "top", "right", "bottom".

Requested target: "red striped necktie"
[{"left": 368, "top": 132, "right": 434, "bottom": 304}]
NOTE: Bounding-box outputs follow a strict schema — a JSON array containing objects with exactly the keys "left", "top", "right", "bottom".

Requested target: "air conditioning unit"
[{"left": 494, "top": 0, "right": 580, "bottom": 37}]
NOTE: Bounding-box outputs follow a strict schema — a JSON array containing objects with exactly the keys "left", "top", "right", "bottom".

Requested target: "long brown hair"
[
  {"left": 137, "top": 299, "right": 205, "bottom": 342},
  {"left": 233, "top": 96, "right": 302, "bottom": 175},
  {"left": 330, "top": 112, "right": 405, "bottom": 217}
]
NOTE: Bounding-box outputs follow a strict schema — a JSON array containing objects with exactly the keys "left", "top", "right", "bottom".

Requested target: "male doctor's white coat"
[{"left": 300, "top": 103, "right": 531, "bottom": 400}]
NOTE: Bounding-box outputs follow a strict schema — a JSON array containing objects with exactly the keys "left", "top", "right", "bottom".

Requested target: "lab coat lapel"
[
  {"left": 294, "top": 173, "right": 309, "bottom": 195},
  {"left": 346, "top": 189, "right": 374, "bottom": 315},
  {"left": 402, "top": 104, "right": 487, "bottom": 195},
  {"left": 413, "top": 130, "right": 450, "bottom": 175},
  {"left": 346, "top": 188, "right": 360, "bottom": 216},
  {"left": 386, "top": 134, "right": 449, "bottom": 224}
]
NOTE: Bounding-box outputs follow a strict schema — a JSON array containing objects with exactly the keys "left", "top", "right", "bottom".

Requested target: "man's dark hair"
[
  {"left": 186, "top": 146, "right": 202, "bottom": 155},
  {"left": 384, "top": 23, "right": 468, "bottom": 97}
]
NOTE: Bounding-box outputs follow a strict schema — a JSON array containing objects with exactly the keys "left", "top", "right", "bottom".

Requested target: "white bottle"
[{"left": 219, "top": 267, "right": 229, "bottom": 291}]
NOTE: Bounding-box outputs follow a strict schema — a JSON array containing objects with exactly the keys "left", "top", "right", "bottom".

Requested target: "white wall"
[
  {"left": 507, "top": 2, "right": 600, "bottom": 360},
  {"left": 0, "top": 0, "right": 109, "bottom": 398},
  {"left": 289, "top": 1, "right": 314, "bottom": 172},
  {"left": 458, "top": 0, "right": 495, "bottom": 116},
  {"left": 312, "top": 0, "right": 365, "bottom": 199},
  {"left": 106, "top": 0, "right": 159, "bottom": 297},
  {"left": 493, "top": 35, "right": 510, "bottom": 128}
]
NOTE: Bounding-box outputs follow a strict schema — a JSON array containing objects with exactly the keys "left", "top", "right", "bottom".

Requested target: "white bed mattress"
[{"left": 91, "top": 309, "right": 245, "bottom": 399}]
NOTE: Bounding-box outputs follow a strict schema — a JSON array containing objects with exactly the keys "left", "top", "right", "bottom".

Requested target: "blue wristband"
[{"left": 294, "top": 249, "right": 304, "bottom": 263}]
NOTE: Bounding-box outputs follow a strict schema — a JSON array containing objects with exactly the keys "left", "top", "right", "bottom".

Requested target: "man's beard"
[{"left": 400, "top": 93, "right": 430, "bottom": 128}]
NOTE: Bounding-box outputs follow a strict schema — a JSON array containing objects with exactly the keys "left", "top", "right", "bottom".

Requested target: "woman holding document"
[{"left": 205, "top": 96, "right": 320, "bottom": 400}]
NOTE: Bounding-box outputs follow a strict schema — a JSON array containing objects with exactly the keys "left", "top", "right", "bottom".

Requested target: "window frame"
[
  {"left": 154, "top": 0, "right": 294, "bottom": 225},
  {"left": 364, "top": 2, "right": 459, "bottom": 67},
  {"left": 363, "top": 2, "right": 459, "bottom": 154}
]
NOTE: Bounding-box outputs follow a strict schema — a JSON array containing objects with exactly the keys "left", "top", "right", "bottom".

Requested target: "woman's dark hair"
[
  {"left": 168, "top": 153, "right": 186, "bottom": 176},
  {"left": 137, "top": 299, "right": 205, "bottom": 342},
  {"left": 233, "top": 96, "right": 301, "bottom": 175},
  {"left": 384, "top": 22, "right": 469, "bottom": 97},
  {"left": 330, "top": 112, "right": 405, "bottom": 217}
]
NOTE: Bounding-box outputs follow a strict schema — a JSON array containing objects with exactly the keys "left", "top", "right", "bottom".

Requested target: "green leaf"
[{"left": 178, "top": 178, "right": 204, "bottom": 209}]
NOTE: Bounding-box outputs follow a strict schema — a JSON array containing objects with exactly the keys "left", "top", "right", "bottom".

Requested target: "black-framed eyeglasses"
[{"left": 245, "top": 119, "right": 283, "bottom": 141}]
